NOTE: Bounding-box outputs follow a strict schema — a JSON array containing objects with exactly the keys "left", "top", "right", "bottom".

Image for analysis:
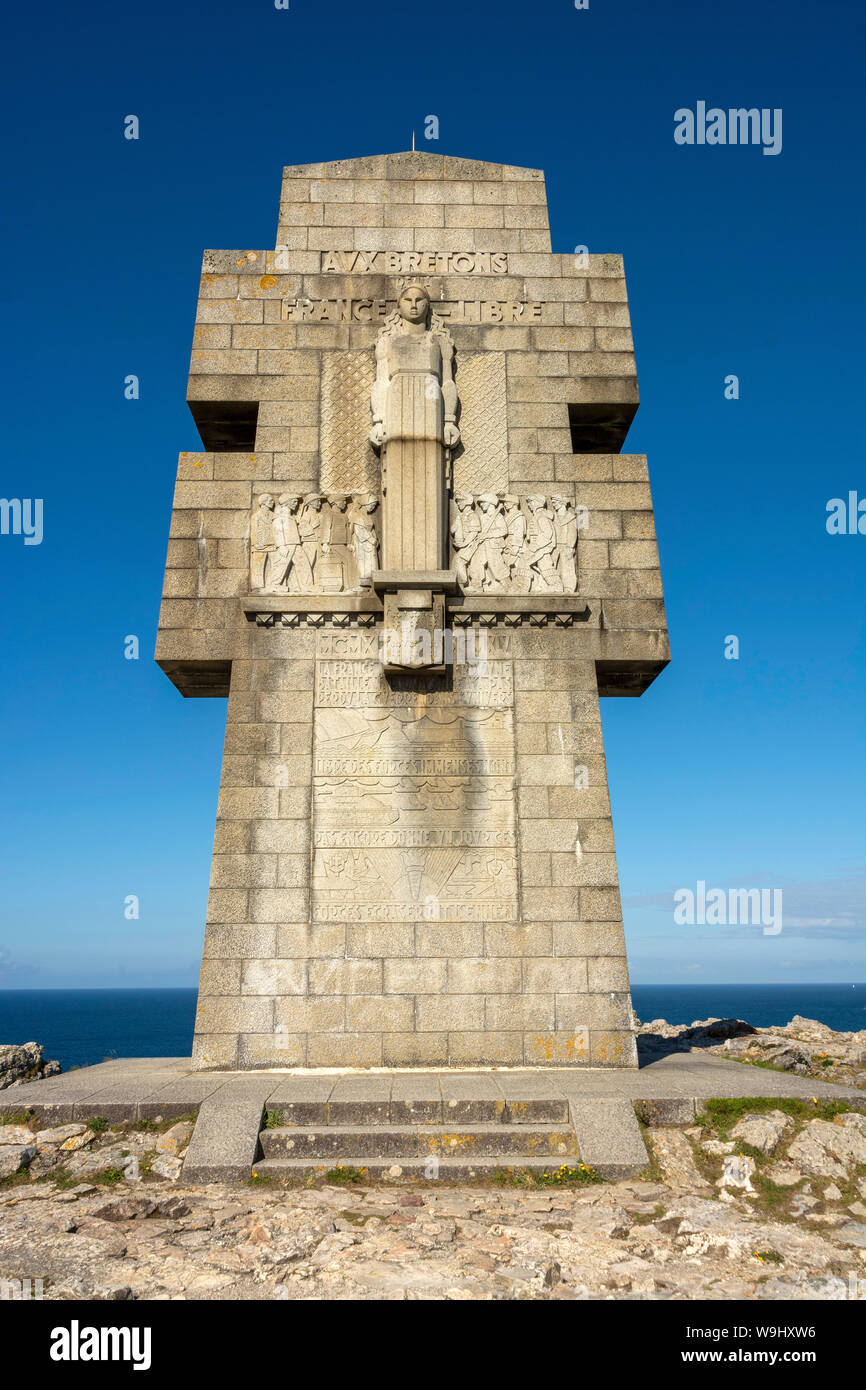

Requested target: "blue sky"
[{"left": 0, "top": 0, "right": 863, "bottom": 989}]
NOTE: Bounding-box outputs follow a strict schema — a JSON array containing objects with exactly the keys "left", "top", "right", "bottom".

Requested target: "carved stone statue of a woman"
[{"left": 369, "top": 283, "right": 459, "bottom": 572}]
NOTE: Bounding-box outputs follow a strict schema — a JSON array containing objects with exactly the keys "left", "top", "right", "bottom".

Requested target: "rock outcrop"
[
  {"left": 637, "top": 1014, "right": 866, "bottom": 1088},
  {"left": 0, "top": 1043, "right": 61, "bottom": 1091}
]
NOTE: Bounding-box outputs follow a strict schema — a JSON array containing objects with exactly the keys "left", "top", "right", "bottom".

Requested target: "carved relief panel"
[
  {"left": 311, "top": 703, "right": 519, "bottom": 925},
  {"left": 450, "top": 493, "right": 579, "bottom": 594},
  {"left": 250, "top": 492, "right": 380, "bottom": 595}
]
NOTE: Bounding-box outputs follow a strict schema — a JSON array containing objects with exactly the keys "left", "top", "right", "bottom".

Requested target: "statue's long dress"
[{"left": 381, "top": 333, "right": 446, "bottom": 571}]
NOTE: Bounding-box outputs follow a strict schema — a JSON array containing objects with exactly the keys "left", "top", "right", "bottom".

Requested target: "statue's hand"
[
  {"left": 370, "top": 422, "right": 385, "bottom": 449},
  {"left": 444, "top": 422, "right": 461, "bottom": 449}
]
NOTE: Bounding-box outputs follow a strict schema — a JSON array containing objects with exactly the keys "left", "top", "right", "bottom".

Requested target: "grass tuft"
[
  {"left": 702, "top": 1097, "right": 851, "bottom": 1136},
  {"left": 492, "top": 1163, "right": 602, "bottom": 1188},
  {"left": 325, "top": 1165, "right": 366, "bottom": 1185},
  {"left": 90, "top": 1168, "right": 126, "bottom": 1186}
]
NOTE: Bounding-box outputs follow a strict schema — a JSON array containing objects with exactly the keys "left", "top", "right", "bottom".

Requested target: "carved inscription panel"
[
  {"left": 281, "top": 298, "right": 543, "bottom": 324},
  {"left": 316, "top": 659, "right": 513, "bottom": 709},
  {"left": 311, "top": 637, "right": 518, "bottom": 925},
  {"left": 320, "top": 251, "right": 510, "bottom": 274}
]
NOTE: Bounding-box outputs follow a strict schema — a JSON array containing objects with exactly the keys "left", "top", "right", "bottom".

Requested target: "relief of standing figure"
[
  {"left": 320, "top": 494, "right": 357, "bottom": 593},
  {"left": 451, "top": 492, "right": 481, "bottom": 588},
  {"left": 449, "top": 492, "right": 576, "bottom": 594},
  {"left": 551, "top": 495, "right": 578, "bottom": 594},
  {"left": 269, "top": 494, "right": 313, "bottom": 593},
  {"left": 503, "top": 495, "right": 528, "bottom": 588},
  {"left": 524, "top": 495, "right": 559, "bottom": 592},
  {"left": 349, "top": 495, "right": 380, "bottom": 591},
  {"left": 370, "top": 282, "right": 460, "bottom": 572},
  {"left": 251, "top": 494, "right": 275, "bottom": 590},
  {"left": 299, "top": 493, "right": 324, "bottom": 585},
  {"left": 469, "top": 494, "right": 509, "bottom": 592}
]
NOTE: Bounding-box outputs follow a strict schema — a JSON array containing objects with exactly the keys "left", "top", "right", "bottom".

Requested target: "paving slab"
[
  {"left": 440, "top": 1075, "right": 505, "bottom": 1124},
  {"left": 97, "top": 1058, "right": 190, "bottom": 1071},
  {"left": 568, "top": 1098, "right": 649, "bottom": 1178},
  {"left": 501, "top": 1074, "right": 569, "bottom": 1124},
  {"left": 138, "top": 1074, "right": 233, "bottom": 1120},
  {"left": 71, "top": 1071, "right": 192, "bottom": 1122},
  {"left": 390, "top": 1075, "right": 442, "bottom": 1123},
  {"left": 264, "top": 1077, "right": 336, "bottom": 1126},
  {"left": 633, "top": 1098, "right": 698, "bottom": 1126},
  {"left": 2, "top": 1078, "right": 98, "bottom": 1112},
  {"left": 1, "top": 1070, "right": 172, "bottom": 1125},
  {"left": 2, "top": 1065, "right": 122, "bottom": 1102},
  {"left": 328, "top": 1076, "right": 392, "bottom": 1125},
  {"left": 182, "top": 1079, "right": 275, "bottom": 1184},
  {"left": 390, "top": 1074, "right": 443, "bottom": 1095},
  {"left": 629, "top": 1053, "right": 866, "bottom": 1102}
]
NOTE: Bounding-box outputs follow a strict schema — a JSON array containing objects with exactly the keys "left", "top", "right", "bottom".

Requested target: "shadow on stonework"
[{"left": 636, "top": 1018, "right": 757, "bottom": 1065}]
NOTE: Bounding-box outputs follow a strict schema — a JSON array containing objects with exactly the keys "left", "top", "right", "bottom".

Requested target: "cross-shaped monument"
[{"left": 156, "top": 152, "right": 669, "bottom": 1070}]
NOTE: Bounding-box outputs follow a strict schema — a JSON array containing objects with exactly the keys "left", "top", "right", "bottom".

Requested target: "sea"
[{"left": 1, "top": 984, "right": 865, "bottom": 1072}]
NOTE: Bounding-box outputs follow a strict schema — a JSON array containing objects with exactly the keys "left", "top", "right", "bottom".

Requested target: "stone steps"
[
  {"left": 249, "top": 1093, "right": 654, "bottom": 1182},
  {"left": 265, "top": 1091, "right": 569, "bottom": 1127},
  {"left": 259, "top": 1123, "right": 579, "bottom": 1161},
  {"left": 253, "top": 1154, "right": 581, "bottom": 1182}
]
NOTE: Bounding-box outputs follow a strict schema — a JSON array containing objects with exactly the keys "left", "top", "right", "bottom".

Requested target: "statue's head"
[
  {"left": 278, "top": 493, "right": 301, "bottom": 511},
  {"left": 397, "top": 282, "right": 430, "bottom": 325},
  {"left": 258, "top": 493, "right": 275, "bottom": 511},
  {"left": 304, "top": 493, "right": 323, "bottom": 510}
]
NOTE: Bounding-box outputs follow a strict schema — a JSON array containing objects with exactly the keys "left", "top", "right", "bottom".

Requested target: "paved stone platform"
[
  {"left": 5, "top": 1051, "right": 862, "bottom": 1122},
  {"left": 4, "top": 1053, "right": 863, "bottom": 1183}
]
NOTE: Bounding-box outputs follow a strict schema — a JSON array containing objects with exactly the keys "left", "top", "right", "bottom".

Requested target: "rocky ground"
[
  {"left": 1, "top": 1106, "right": 864, "bottom": 1300},
  {"left": 1, "top": 1015, "right": 865, "bottom": 1301},
  {"left": 637, "top": 1013, "right": 866, "bottom": 1089}
]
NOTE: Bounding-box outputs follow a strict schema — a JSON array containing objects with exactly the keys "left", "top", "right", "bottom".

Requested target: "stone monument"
[{"left": 156, "top": 152, "right": 669, "bottom": 1070}]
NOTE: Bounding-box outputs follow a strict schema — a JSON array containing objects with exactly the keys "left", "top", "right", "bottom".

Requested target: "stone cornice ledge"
[
  {"left": 242, "top": 594, "right": 382, "bottom": 626},
  {"left": 449, "top": 595, "right": 590, "bottom": 626},
  {"left": 242, "top": 593, "right": 591, "bottom": 627}
]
